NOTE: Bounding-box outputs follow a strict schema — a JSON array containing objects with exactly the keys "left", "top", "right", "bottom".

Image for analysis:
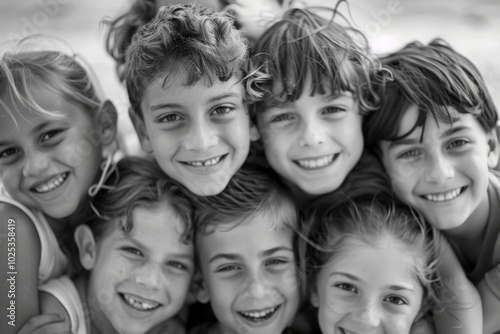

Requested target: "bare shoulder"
[{"left": 39, "top": 290, "right": 72, "bottom": 332}]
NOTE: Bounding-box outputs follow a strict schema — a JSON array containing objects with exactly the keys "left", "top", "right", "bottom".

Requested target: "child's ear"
[
  {"left": 487, "top": 127, "right": 500, "bottom": 169},
  {"left": 250, "top": 121, "right": 260, "bottom": 141},
  {"left": 191, "top": 271, "right": 210, "bottom": 304},
  {"left": 128, "top": 107, "right": 153, "bottom": 153},
  {"left": 309, "top": 282, "right": 319, "bottom": 308},
  {"left": 97, "top": 100, "right": 118, "bottom": 147},
  {"left": 74, "top": 225, "right": 97, "bottom": 270}
]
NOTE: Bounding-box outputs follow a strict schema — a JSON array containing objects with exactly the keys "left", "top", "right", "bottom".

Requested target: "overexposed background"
[{"left": 1, "top": 0, "right": 499, "bottom": 154}]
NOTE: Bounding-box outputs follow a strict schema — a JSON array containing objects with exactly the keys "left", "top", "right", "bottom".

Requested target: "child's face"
[
  {"left": 312, "top": 237, "right": 423, "bottom": 334},
  {"left": 86, "top": 203, "right": 194, "bottom": 334},
  {"left": 0, "top": 85, "right": 103, "bottom": 218},
  {"left": 196, "top": 216, "right": 300, "bottom": 334},
  {"left": 256, "top": 84, "right": 364, "bottom": 195},
  {"left": 378, "top": 105, "right": 498, "bottom": 231},
  {"left": 135, "top": 72, "right": 253, "bottom": 196}
]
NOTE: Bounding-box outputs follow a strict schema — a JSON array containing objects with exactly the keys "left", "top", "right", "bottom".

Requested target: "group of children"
[{"left": 0, "top": 0, "right": 499, "bottom": 333}]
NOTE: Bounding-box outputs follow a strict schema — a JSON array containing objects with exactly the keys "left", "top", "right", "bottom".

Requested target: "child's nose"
[
  {"left": 243, "top": 276, "right": 273, "bottom": 300},
  {"left": 298, "top": 121, "right": 326, "bottom": 147},
  {"left": 134, "top": 264, "right": 163, "bottom": 290},
  {"left": 424, "top": 151, "right": 455, "bottom": 183},
  {"left": 184, "top": 119, "right": 218, "bottom": 152},
  {"left": 351, "top": 300, "right": 381, "bottom": 329},
  {"left": 22, "top": 150, "right": 50, "bottom": 177}
]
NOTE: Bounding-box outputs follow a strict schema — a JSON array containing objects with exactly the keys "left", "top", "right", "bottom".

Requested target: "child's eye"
[
  {"left": 384, "top": 295, "right": 408, "bottom": 305},
  {"left": 167, "top": 261, "right": 188, "bottom": 271},
  {"left": 265, "top": 258, "right": 289, "bottom": 267},
  {"left": 322, "top": 106, "right": 346, "bottom": 116},
  {"left": 398, "top": 149, "right": 421, "bottom": 160},
  {"left": 157, "top": 114, "right": 183, "bottom": 123},
  {"left": 0, "top": 147, "right": 20, "bottom": 159},
  {"left": 41, "top": 130, "right": 63, "bottom": 142},
  {"left": 211, "top": 106, "right": 235, "bottom": 117},
  {"left": 448, "top": 139, "right": 468, "bottom": 149},
  {"left": 216, "top": 264, "right": 241, "bottom": 273},
  {"left": 270, "top": 113, "right": 295, "bottom": 124},
  {"left": 335, "top": 283, "right": 357, "bottom": 293},
  {"left": 122, "top": 247, "right": 143, "bottom": 257}
]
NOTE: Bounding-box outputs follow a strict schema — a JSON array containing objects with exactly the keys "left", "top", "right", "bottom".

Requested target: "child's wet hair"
[
  {"left": 86, "top": 157, "right": 194, "bottom": 243},
  {"left": 247, "top": 5, "right": 379, "bottom": 115},
  {"left": 306, "top": 197, "right": 440, "bottom": 317},
  {"left": 192, "top": 164, "right": 298, "bottom": 235},
  {"left": 0, "top": 37, "right": 101, "bottom": 122},
  {"left": 364, "top": 38, "right": 498, "bottom": 151},
  {"left": 124, "top": 3, "right": 249, "bottom": 119}
]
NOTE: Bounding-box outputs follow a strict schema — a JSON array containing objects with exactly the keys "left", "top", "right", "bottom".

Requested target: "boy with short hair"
[
  {"left": 189, "top": 164, "right": 303, "bottom": 334},
  {"left": 246, "top": 7, "right": 387, "bottom": 207},
  {"left": 124, "top": 4, "right": 259, "bottom": 197},
  {"left": 364, "top": 39, "right": 500, "bottom": 333}
]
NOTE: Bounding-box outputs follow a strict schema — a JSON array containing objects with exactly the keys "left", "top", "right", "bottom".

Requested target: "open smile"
[
  {"left": 119, "top": 293, "right": 161, "bottom": 312},
  {"left": 293, "top": 154, "right": 338, "bottom": 170},
  {"left": 31, "top": 172, "right": 69, "bottom": 194},
  {"left": 180, "top": 154, "right": 227, "bottom": 167},
  {"left": 238, "top": 305, "right": 281, "bottom": 322},
  {"left": 420, "top": 186, "right": 467, "bottom": 202},
  {"left": 339, "top": 328, "right": 358, "bottom": 334}
]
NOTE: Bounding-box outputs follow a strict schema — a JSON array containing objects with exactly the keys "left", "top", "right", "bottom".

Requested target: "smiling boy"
[
  {"left": 365, "top": 39, "right": 500, "bottom": 333},
  {"left": 190, "top": 165, "right": 302, "bottom": 334},
  {"left": 124, "top": 4, "right": 258, "bottom": 196}
]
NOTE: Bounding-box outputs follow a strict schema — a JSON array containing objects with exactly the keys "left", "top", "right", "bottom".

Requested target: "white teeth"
[
  {"left": 295, "top": 154, "right": 335, "bottom": 169},
  {"left": 122, "top": 293, "right": 159, "bottom": 311},
  {"left": 34, "top": 173, "right": 67, "bottom": 193},
  {"left": 240, "top": 306, "right": 277, "bottom": 319},
  {"left": 185, "top": 156, "right": 222, "bottom": 167},
  {"left": 423, "top": 188, "right": 463, "bottom": 202}
]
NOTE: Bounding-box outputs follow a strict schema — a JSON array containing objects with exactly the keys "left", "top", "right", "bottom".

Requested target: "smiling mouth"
[
  {"left": 339, "top": 328, "right": 357, "bottom": 334},
  {"left": 238, "top": 305, "right": 280, "bottom": 322},
  {"left": 420, "top": 186, "right": 466, "bottom": 202},
  {"left": 31, "top": 173, "right": 68, "bottom": 194},
  {"left": 180, "top": 154, "right": 227, "bottom": 167},
  {"left": 294, "top": 154, "right": 338, "bottom": 170},
  {"left": 120, "top": 293, "right": 161, "bottom": 312}
]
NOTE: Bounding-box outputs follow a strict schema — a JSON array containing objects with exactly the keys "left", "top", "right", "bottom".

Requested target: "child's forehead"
[
  {"left": 197, "top": 217, "right": 294, "bottom": 245},
  {"left": 144, "top": 70, "right": 245, "bottom": 103},
  {"left": 396, "top": 104, "right": 483, "bottom": 139}
]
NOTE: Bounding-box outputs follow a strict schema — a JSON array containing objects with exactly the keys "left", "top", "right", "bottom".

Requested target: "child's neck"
[
  {"left": 74, "top": 275, "right": 119, "bottom": 334},
  {"left": 444, "top": 192, "right": 490, "bottom": 267}
]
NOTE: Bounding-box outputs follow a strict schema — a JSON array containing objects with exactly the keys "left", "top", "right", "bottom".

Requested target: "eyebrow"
[
  {"left": 207, "top": 92, "right": 242, "bottom": 104},
  {"left": 388, "top": 124, "right": 470, "bottom": 150},
  {"left": 123, "top": 234, "right": 148, "bottom": 250},
  {"left": 32, "top": 122, "right": 54, "bottom": 134},
  {"left": 150, "top": 103, "right": 183, "bottom": 112},
  {"left": 385, "top": 285, "right": 415, "bottom": 293},
  {"left": 324, "top": 92, "right": 352, "bottom": 102},
  {"left": 329, "top": 272, "right": 362, "bottom": 282},
  {"left": 260, "top": 246, "right": 294, "bottom": 257},
  {"left": 208, "top": 253, "right": 241, "bottom": 264}
]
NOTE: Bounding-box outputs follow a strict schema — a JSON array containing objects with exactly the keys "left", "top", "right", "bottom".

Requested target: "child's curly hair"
[
  {"left": 124, "top": 3, "right": 249, "bottom": 119},
  {"left": 104, "top": 0, "right": 221, "bottom": 81}
]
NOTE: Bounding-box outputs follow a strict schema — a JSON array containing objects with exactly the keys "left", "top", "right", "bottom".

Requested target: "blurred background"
[{"left": 0, "top": 0, "right": 499, "bottom": 154}]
